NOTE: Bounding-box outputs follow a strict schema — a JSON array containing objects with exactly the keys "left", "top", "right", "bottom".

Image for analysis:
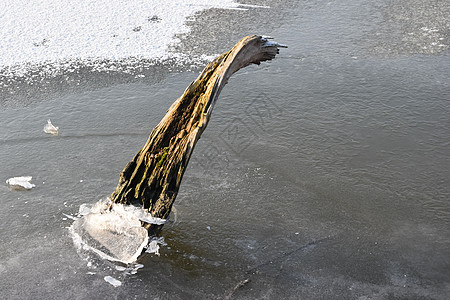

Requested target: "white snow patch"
[{"left": 0, "top": 0, "right": 240, "bottom": 77}]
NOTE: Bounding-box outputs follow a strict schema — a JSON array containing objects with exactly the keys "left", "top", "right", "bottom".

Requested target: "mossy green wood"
[{"left": 110, "top": 35, "right": 286, "bottom": 236}]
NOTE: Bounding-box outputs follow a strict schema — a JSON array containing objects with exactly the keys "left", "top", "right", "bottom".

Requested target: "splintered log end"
[
  {"left": 222, "top": 35, "right": 288, "bottom": 74},
  {"left": 258, "top": 36, "right": 289, "bottom": 62}
]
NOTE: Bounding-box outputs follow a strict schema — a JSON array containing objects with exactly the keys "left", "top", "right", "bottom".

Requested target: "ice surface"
[
  {"left": 6, "top": 176, "right": 36, "bottom": 190},
  {"left": 104, "top": 276, "right": 122, "bottom": 287},
  {"left": 0, "top": 0, "right": 238, "bottom": 78},
  {"left": 70, "top": 199, "right": 167, "bottom": 263},
  {"left": 43, "top": 119, "right": 59, "bottom": 136}
]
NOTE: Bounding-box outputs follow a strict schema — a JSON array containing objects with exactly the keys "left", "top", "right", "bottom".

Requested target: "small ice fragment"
[
  {"left": 132, "top": 208, "right": 167, "bottom": 225},
  {"left": 124, "top": 263, "right": 145, "bottom": 274},
  {"left": 43, "top": 119, "right": 59, "bottom": 136},
  {"left": 144, "top": 237, "right": 167, "bottom": 256},
  {"left": 115, "top": 265, "right": 127, "bottom": 271},
  {"left": 78, "top": 204, "right": 91, "bottom": 216},
  {"left": 146, "top": 240, "right": 160, "bottom": 256},
  {"left": 104, "top": 276, "right": 122, "bottom": 287},
  {"left": 62, "top": 213, "right": 78, "bottom": 221},
  {"left": 79, "top": 180, "right": 83, "bottom": 183},
  {"left": 6, "top": 176, "right": 36, "bottom": 190},
  {"left": 145, "top": 237, "right": 166, "bottom": 256},
  {"left": 206, "top": 226, "right": 211, "bottom": 230}
]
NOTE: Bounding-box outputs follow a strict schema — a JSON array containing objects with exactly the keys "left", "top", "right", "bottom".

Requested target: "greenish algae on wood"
[{"left": 110, "top": 35, "right": 286, "bottom": 236}]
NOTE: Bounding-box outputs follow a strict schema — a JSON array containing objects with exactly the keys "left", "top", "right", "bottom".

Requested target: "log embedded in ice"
[{"left": 110, "top": 35, "right": 287, "bottom": 237}]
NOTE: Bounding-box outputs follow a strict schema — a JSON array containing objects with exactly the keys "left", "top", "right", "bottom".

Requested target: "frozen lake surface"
[{"left": 1, "top": 0, "right": 449, "bottom": 299}]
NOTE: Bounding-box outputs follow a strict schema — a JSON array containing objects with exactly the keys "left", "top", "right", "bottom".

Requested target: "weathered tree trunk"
[{"left": 110, "top": 35, "right": 286, "bottom": 236}]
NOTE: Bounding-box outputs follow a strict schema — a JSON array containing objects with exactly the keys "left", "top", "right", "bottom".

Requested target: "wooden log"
[{"left": 110, "top": 35, "right": 286, "bottom": 236}]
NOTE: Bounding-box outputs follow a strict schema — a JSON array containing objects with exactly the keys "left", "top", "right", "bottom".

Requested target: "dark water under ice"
[{"left": 1, "top": 0, "right": 449, "bottom": 299}]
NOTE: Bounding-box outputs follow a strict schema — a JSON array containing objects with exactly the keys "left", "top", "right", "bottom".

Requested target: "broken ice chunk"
[
  {"left": 145, "top": 240, "right": 160, "bottom": 256},
  {"left": 104, "top": 276, "right": 122, "bottom": 287},
  {"left": 145, "top": 237, "right": 166, "bottom": 256},
  {"left": 115, "top": 266, "right": 127, "bottom": 272},
  {"left": 78, "top": 203, "right": 92, "bottom": 216},
  {"left": 43, "top": 119, "right": 59, "bottom": 136},
  {"left": 6, "top": 176, "right": 36, "bottom": 190},
  {"left": 72, "top": 201, "right": 149, "bottom": 264}
]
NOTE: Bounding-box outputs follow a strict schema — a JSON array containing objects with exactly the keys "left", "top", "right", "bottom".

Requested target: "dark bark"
[{"left": 110, "top": 35, "right": 286, "bottom": 236}]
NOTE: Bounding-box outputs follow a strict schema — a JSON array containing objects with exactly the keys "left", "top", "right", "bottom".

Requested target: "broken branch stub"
[{"left": 110, "top": 35, "right": 287, "bottom": 236}]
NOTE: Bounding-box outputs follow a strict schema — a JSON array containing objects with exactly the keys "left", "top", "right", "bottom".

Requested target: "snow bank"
[{"left": 0, "top": 0, "right": 238, "bottom": 77}]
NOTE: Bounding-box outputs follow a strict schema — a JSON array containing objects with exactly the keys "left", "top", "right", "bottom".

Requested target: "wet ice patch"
[
  {"left": 363, "top": 0, "right": 449, "bottom": 56},
  {"left": 69, "top": 199, "right": 167, "bottom": 264},
  {"left": 6, "top": 176, "right": 36, "bottom": 190}
]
